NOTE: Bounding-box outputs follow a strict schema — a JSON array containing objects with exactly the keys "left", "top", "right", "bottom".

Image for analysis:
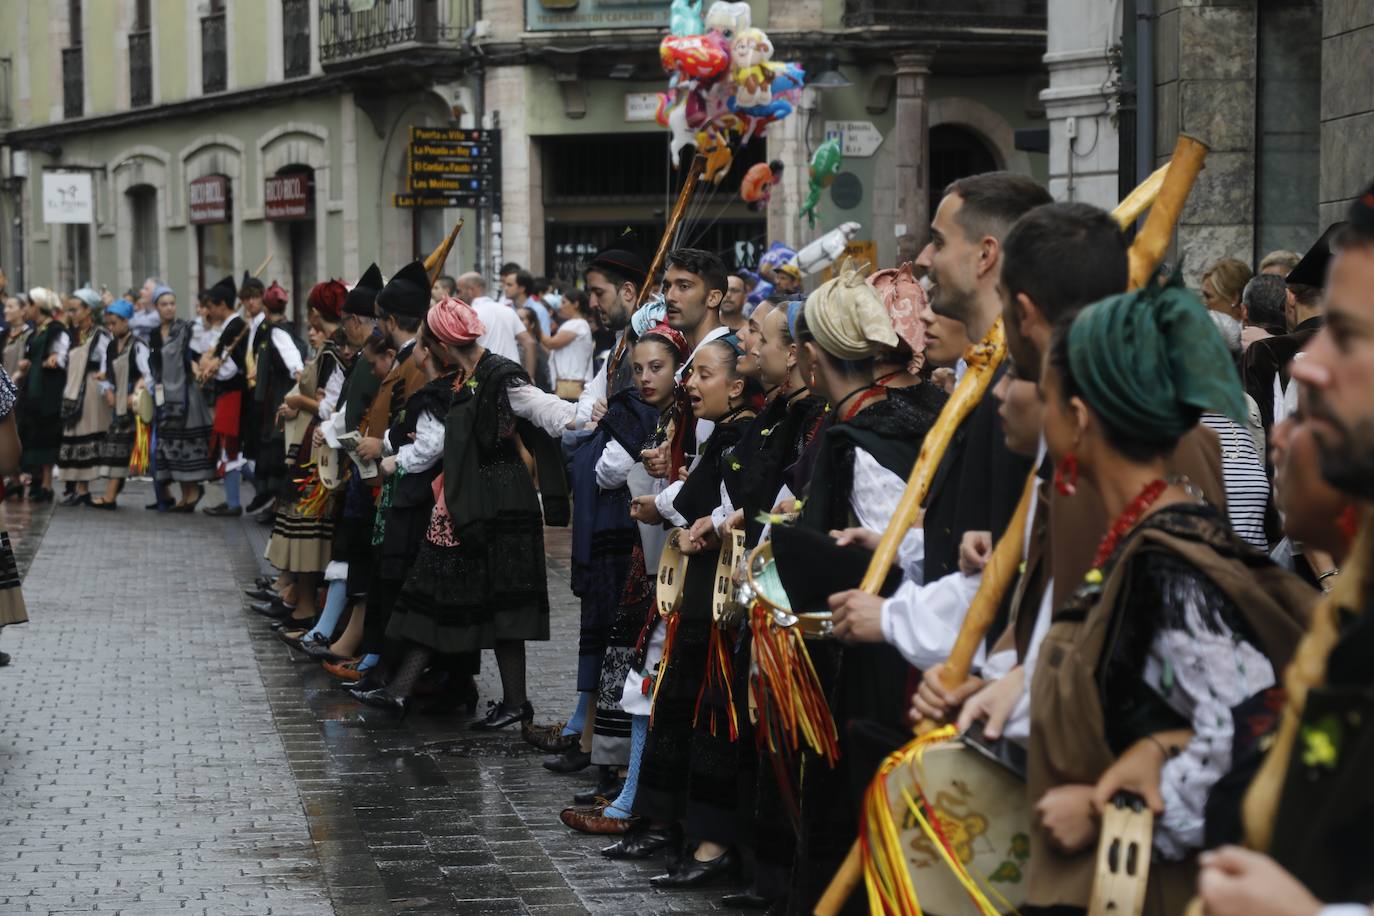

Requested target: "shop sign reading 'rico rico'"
[
  {"left": 395, "top": 127, "right": 502, "bottom": 210},
  {"left": 189, "top": 175, "right": 230, "bottom": 224},
  {"left": 265, "top": 173, "right": 313, "bottom": 221}
]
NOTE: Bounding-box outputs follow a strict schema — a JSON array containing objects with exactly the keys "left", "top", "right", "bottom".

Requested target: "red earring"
[{"left": 1053, "top": 452, "right": 1079, "bottom": 497}]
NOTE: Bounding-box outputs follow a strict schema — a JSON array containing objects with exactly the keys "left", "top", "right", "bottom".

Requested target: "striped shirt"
[{"left": 1200, "top": 413, "right": 1271, "bottom": 550}]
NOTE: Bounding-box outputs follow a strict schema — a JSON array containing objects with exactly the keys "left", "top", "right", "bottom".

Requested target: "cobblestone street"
[{"left": 0, "top": 482, "right": 730, "bottom": 915}]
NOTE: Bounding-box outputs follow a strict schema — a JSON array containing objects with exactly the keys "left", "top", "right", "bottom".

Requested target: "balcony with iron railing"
[
  {"left": 202, "top": 12, "right": 227, "bottom": 93},
  {"left": 843, "top": 0, "right": 1046, "bottom": 30},
  {"left": 62, "top": 47, "right": 83, "bottom": 119},
  {"left": 129, "top": 29, "right": 152, "bottom": 107},
  {"left": 283, "top": 0, "right": 311, "bottom": 78},
  {"left": 319, "top": 0, "right": 469, "bottom": 65}
]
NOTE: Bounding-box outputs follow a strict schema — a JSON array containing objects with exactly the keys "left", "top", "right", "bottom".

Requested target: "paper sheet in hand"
[{"left": 336, "top": 430, "right": 379, "bottom": 479}]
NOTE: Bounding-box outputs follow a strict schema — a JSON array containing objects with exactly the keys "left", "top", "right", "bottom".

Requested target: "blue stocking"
[
  {"left": 604, "top": 715, "right": 647, "bottom": 818},
  {"left": 358, "top": 653, "right": 380, "bottom": 671},
  {"left": 563, "top": 691, "right": 590, "bottom": 737},
  {"left": 223, "top": 468, "right": 242, "bottom": 509},
  {"left": 307, "top": 580, "right": 348, "bottom": 641}
]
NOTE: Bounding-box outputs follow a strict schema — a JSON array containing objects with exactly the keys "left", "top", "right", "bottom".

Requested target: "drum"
[
  {"left": 712, "top": 528, "right": 747, "bottom": 628},
  {"left": 740, "top": 540, "right": 834, "bottom": 639},
  {"left": 656, "top": 528, "right": 688, "bottom": 617},
  {"left": 880, "top": 737, "right": 1030, "bottom": 915},
  {"left": 134, "top": 387, "right": 155, "bottom": 424}
]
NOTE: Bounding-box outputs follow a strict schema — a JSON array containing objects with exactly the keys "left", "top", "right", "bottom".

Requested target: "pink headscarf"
[
  {"left": 640, "top": 321, "right": 690, "bottom": 362},
  {"left": 427, "top": 296, "right": 485, "bottom": 346},
  {"left": 866, "top": 262, "right": 927, "bottom": 373}
]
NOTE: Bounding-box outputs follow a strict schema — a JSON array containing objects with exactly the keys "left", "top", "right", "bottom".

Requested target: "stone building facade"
[{"left": 1043, "top": 0, "right": 1359, "bottom": 284}]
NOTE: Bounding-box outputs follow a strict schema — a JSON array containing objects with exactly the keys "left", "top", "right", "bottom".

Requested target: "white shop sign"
[
  {"left": 43, "top": 171, "right": 93, "bottom": 224},
  {"left": 823, "top": 120, "right": 884, "bottom": 158},
  {"left": 625, "top": 92, "right": 660, "bottom": 123}
]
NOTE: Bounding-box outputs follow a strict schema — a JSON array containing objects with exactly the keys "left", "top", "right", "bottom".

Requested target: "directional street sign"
[
  {"left": 401, "top": 126, "right": 502, "bottom": 209},
  {"left": 823, "top": 120, "right": 885, "bottom": 158}
]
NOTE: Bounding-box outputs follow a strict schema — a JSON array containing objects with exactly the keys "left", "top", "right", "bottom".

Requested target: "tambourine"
[
  {"left": 134, "top": 387, "right": 155, "bottom": 424},
  {"left": 712, "top": 528, "right": 747, "bottom": 629},
  {"left": 739, "top": 540, "right": 834, "bottom": 639},
  {"left": 656, "top": 528, "right": 688, "bottom": 618},
  {"left": 313, "top": 440, "right": 341, "bottom": 490},
  {"left": 1089, "top": 794, "right": 1153, "bottom": 916}
]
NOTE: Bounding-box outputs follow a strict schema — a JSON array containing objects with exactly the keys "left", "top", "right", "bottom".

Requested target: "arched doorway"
[{"left": 928, "top": 124, "right": 1000, "bottom": 221}]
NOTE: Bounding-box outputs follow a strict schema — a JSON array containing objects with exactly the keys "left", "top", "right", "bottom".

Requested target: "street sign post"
[
  {"left": 399, "top": 127, "right": 502, "bottom": 209},
  {"left": 823, "top": 120, "right": 884, "bottom": 158}
]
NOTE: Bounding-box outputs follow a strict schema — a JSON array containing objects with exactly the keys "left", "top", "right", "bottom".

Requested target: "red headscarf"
[
  {"left": 640, "top": 321, "right": 689, "bottom": 362},
  {"left": 263, "top": 281, "right": 289, "bottom": 312},
  {"left": 427, "top": 296, "right": 485, "bottom": 346},
  {"left": 307, "top": 280, "right": 348, "bottom": 322}
]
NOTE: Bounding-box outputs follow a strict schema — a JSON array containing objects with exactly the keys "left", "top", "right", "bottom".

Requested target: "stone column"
[{"left": 892, "top": 53, "right": 932, "bottom": 246}]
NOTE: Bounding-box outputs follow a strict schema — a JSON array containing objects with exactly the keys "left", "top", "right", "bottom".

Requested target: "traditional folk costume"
[
  {"left": 203, "top": 275, "right": 253, "bottom": 481},
  {"left": 3, "top": 325, "right": 31, "bottom": 380},
  {"left": 359, "top": 260, "right": 436, "bottom": 659},
  {"left": 253, "top": 285, "right": 305, "bottom": 503},
  {"left": 632, "top": 393, "right": 756, "bottom": 837},
  {"left": 386, "top": 350, "right": 553, "bottom": 654},
  {"left": 569, "top": 384, "right": 660, "bottom": 768},
  {"left": 1027, "top": 281, "right": 1313, "bottom": 913},
  {"left": 149, "top": 308, "right": 215, "bottom": 484},
  {"left": 56, "top": 318, "right": 113, "bottom": 484},
  {"left": 239, "top": 276, "right": 269, "bottom": 483},
  {"left": 326, "top": 265, "right": 385, "bottom": 601},
  {"left": 98, "top": 310, "right": 152, "bottom": 481},
  {"left": 19, "top": 315, "right": 68, "bottom": 476},
  {"left": 0, "top": 368, "right": 27, "bottom": 630},
  {"left": 261, "top": 284, "right": 336, "bottom": 572}
]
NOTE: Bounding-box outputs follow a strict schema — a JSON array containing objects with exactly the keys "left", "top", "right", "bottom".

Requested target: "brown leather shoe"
[
  {"left": 522, "top": 720, "right": 577, "bottom": 753},
  {"left": 560, "top": 805, "right": 634, "bottom": 835}
]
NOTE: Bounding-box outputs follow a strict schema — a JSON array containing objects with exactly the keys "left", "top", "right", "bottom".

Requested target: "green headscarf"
[{"left": 1067, "top": 272, "right": 1248, "bottom": 443}]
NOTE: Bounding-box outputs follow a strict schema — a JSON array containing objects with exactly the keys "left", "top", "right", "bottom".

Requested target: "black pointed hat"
[
  {"left": 375, "top": 259, "right": 430, "bottom": 319},
  {"left": 344, "top": 263, "right": 384, "bottom": 317},
  {"left": 1286, "top": 222, "right": 1347, "bottom": 289},
  {"left": 239, "top": 269, "right": 264, "bottom": 297},
  {"left": 206, "top": 275, "right": 238, "bottom": 306}
]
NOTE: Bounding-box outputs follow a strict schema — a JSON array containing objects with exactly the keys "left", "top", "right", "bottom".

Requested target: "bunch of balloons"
[{"left": 657, "top": 1, "right": 806, "bottom": 191}]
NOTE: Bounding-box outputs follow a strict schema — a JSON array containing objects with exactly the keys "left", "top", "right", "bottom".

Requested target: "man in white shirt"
[{"left": 457, "top": 271, "right": 531, "bottom": 370}]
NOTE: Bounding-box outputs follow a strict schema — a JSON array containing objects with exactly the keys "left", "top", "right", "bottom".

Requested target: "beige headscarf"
[{"left": 802, "top": 258, "right": 897, "bottom": 361}]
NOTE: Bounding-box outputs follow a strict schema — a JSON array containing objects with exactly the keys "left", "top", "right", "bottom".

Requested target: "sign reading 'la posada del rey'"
[{"left": 396, "top": 127, "right": 501, "bottom": 210}]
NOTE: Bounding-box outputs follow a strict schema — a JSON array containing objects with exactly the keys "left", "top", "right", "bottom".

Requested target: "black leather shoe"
[
  {"left": 250, "top": 599, "right": 295, "bottom": 619},
  {"left": 245, "top": 491, "right": 273, "bottom": 514},
  {"left": 203, "top": 503, "right": 243, "bottom": 517},
  {"left": 271, "top": 616, "right": 315, "bottom": 632},
  {"left": 255, "top": 509, "right": 275, "bottom": 525},
  {"left": 650, "top": 848, "right": 740, "bottom": 889},
  {"left": 542, "top": 747, "right": 592, "bottom": 774},
  {"left": 274, "top": 626, "right": 313, "bottom": 649},
  {"left": 255, "top": 575, "right": 276, "bottom": 589},
  {"left": 573, "top": 777, "right": 624, "bottom": 806},
  {"left": 469, "top": 700, "right": 534, "bottom": 731},
  {"left": 344, "top": 669, "right": 385, "bottom": 694},
  {"left": 354, "top": 687, "right": 409, "bottom": 718},
  {"left": 721, "top": 890, "right": 776, "bottom": 910},
  {"left": 300, "top": 633, "right": 347, "bottom": 662},
  {"left": 244, "top": 588, "right": 277, "bottom": 602},
  {"left": 601, "top": 822, "right": 680, "bottom": 860},
  {"left": 0, "top": 651, "right": 10, "bottom": 666}
]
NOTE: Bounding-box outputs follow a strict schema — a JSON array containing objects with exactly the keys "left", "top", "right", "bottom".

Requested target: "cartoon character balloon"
[
  {"left": 740, "top": 160, "right": 783, "bottom": 208},
  {"left": 796, "top": 221, "right": 861, "bottom": 275},
  {"left": 670, "top": 0, "right": 704, "bottom": 36},
  {"left": 800, "top": 138, "right": 843, "bottom": 228},
  {"left": 698, "top": 129, "right": 735, "bottom": 184}
]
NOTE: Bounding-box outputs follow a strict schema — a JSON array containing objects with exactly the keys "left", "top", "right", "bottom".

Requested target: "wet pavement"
[{"left": 0, "top": 481, "right": 736, "bottom": 914}]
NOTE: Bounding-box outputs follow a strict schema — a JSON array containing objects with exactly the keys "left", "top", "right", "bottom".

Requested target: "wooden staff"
[
  {"left": 424, "top": 218, "right": 465, "bottom": 286},
  {"left": 607, "top": 154, "right": 707, "bottom": 376},
  {"left": 637, "top": 154, "right": 706, "bottom": 309},
  {"left": 1127, "top": 134, "right": 1208, "bottom": 289}
]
